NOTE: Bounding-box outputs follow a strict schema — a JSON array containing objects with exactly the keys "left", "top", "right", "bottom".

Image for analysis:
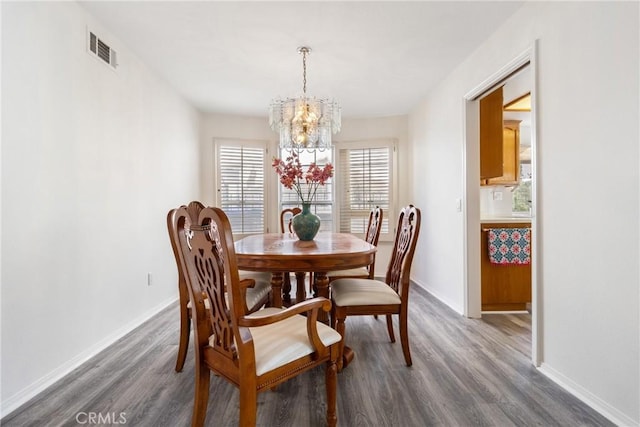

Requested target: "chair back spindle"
[
  {"left": 385, "top": 205, "right": 421, "bottom": 299},
  {"left": 365, "top": 206, "right": 383, "bottom": 246},
  {"left": 185, "top": 219, "right": 238, "bottom": 357}
]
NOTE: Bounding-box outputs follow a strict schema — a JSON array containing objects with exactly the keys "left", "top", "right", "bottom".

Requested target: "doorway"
[{"left": 462, "top": 44, "right": 540, "bottom": 365}]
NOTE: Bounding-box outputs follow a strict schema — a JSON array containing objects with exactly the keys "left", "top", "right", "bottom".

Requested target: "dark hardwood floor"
[{"left": 2, "top": 286, "right": 613, "bottom": 426}]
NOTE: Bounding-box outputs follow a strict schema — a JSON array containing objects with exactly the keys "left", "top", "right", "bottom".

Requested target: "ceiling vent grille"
[{"left": 87, "top": 30, "right": 118, "bottom": 70}]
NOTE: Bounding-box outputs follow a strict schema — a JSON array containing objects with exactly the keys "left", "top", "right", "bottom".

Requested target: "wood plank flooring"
[{"left": 2, "top": 286, "right": 614, "bottom": 426}]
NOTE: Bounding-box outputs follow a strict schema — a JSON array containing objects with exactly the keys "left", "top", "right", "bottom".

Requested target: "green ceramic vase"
[{"left": 292, "top": 203, "right": 321, "bottom": 241}]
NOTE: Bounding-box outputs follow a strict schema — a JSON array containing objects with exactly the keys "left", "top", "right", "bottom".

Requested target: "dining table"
[{"left": 234, "top": 231, "right": 376, "bottom": 323}]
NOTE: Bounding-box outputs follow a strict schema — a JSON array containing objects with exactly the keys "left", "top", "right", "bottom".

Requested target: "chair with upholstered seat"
[
  {"left": 330, "top": 205, "right": 420, "bottom": 371},
  {"left": 169, "top": 205, "right": 341, "bottom": 426},
  {"left": 280, "top": 207, "right": 309, "bottom": 304},
  {"left": 167, "top": 201, "right": 271, "bottom": 372},
  {"left": 280, "top": 207, "right": 301, "bottom": 235},
  {"left": 327, "top": 206, "right": 383, "bottom": 282}
]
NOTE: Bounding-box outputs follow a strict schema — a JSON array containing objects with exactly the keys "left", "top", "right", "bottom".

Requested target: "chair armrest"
[
  {"left": 238, "top": 297, "right": 331, "bottom": 327},
  {"left": 239, "top": 278, "right": 256, "bottom": 289},
  {"left": 238, "top": 297, "right": 333, "bottom": 355},
  {"left": 237, "top": 279, "right": 257, "bottom": 314}
]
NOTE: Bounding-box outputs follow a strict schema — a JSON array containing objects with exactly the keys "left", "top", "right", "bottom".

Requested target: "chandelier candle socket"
[{"left": 269, "top": 47, "right": 341, "bottom": 149}]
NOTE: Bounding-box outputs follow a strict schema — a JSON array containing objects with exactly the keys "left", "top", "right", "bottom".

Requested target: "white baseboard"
[
  {"left": 538, "top": 363, "right": 638, "bottom": 427},
  {"left": 0, "top": 297, "right": 177, "bottom": 419},
  {"left": 411, "top": 278, "right": 464, "bottom": 315}
]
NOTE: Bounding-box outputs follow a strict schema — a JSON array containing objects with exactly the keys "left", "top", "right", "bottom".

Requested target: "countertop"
[{"left": 480, "top": 216, "right": 532, "bottom": 224}]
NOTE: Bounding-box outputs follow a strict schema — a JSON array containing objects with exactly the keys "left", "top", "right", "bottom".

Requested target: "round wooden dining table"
[{"left": 235, "top": 232, "right": 376, "bottom": 321}]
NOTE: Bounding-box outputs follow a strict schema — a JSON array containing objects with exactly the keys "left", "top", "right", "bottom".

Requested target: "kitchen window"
[{"left": 512, "top": 163, "right": 532, "bottom": 215}]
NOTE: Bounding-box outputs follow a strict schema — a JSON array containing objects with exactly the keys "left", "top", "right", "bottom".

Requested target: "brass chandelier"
[{"left": 269, "top": 47, "right": 341, "bottom": 149}]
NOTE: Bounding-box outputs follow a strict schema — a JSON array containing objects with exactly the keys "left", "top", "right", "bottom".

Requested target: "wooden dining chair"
[
  {"left": 280, "top": 207, "right": 308, "bottom": 304},
  {"left": 327, "top": 206, "right": 383, "bottom": 282},
  {"left": 330, "top": 205, "right": 421, "bottom": 371},
  {"left": 280, "top": 207, "right": 301, "bottom": 234},
  {"left": 169, "top": 205, "right": 341, "bottom": 427},
  {"left": 167, "top": 201, "right": 271, "bottom": 372}
]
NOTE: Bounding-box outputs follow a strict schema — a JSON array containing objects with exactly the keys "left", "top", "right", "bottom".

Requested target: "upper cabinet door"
[
  {"left": 480, "top": 86, "right": 504, "bottom": 180},
  {"left": 487, "top": 120, "right": 520, "bottom": 185},
  {"left": 486, "top": 120, "right": 521, "bottom": 185}
]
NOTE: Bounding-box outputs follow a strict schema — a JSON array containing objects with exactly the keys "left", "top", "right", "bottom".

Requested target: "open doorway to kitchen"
[{"left": 462, "top": 44, "right": 540, "bottom": 366}]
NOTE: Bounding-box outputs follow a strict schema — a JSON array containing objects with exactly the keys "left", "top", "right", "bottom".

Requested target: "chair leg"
[
  {"left": 399, "top": 310, "right": 412, "bottom": 367},
  {"left": 191, "top": 360, "right": 210, "bottom": 427},
  {"left": 239, "top": 381, "right": 258, "bottom": 426},
  {"left": 330, "top": 305, "right": 336, "bottom": 330},
  {"left": 385, "top": 314, "right": 395, "bottom": 343},
  {"left": 326, "top": 358, "right": 338, "bottom": 427},
  {"left": 334, "top": 309, "right": 347, "bottom": 372},
  {"left": 309, "top": 272, "right": 316, "bottom": 296},
  {"left": 295, "top": 272, "right": 306, "bottom": 303},
  {"left": 282, "top": 273, "right": 292, "bottom": 304},
  {"left": 176, "top": 306, "right": 190, "bottom": 372}
]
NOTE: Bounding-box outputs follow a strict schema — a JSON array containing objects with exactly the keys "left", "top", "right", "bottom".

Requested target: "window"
[
  {"left": 512, "top": 162, "right": 532, "bottom": 214},
  {"left": 215, "top": 139, "right": 267, "bottom": 234},
  {"left": 279, "top": 148, "right": 334, "bottom": 232},
  {"left": 337, "top": 139, "right": 395, "bottom": 240}
]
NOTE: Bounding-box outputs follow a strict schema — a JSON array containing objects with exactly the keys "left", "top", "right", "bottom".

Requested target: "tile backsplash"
[{"left": 480, "top": 186, "right": 514, "bottom": 217}]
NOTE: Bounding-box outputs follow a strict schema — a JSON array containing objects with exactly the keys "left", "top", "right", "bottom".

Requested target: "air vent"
[{"left": 87, "top": 30, "right": 118, "bottom": 70}]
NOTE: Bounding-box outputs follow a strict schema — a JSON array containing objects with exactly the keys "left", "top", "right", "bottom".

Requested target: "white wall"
[
  {"left": 409, "top": 2, "right": 639, "bottom": 425},
  {"left": 1, "top": 2, "right": 201, "bottom": 415},
  {"left": 200, "top": 113, "right": 410, "bottom": 277},
  {"left": 409, "top": 85, "right": 467, "bottom": 312}
]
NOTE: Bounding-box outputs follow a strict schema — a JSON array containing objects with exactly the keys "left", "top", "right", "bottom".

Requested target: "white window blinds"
[
  {"left": 216, "top": 143, "right": 265, "bottom": 234},
  {"left": 279, "top": 148, "right": 334, "bottom": 232},
  {"left": 338, "top": 144, "right": 392, "bottom": 237}
]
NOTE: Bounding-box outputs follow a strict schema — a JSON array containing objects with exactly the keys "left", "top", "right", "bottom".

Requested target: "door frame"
[{"left": 462, "top": 41, "right": 541, "bottom": 366}]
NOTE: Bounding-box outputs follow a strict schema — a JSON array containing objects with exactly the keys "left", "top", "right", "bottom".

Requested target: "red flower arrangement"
[{"left": 272, "top": 152, "right": 333, "bottom": 204}]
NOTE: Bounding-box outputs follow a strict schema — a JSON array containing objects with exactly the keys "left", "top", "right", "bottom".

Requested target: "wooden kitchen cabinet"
[
  {"left": 481, "top": 222, "right": 531, "bottom": 311},
  {"left": 480, "top": 86, "right": 504, "bottom": 180},
  {"left": 485, "top": 120, "right": 521, "bottom": 186}
]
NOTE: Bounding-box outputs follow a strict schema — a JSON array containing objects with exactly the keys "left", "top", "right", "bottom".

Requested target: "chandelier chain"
[{"left": 301, "top": 49, "right": 307, "bottom": 95}]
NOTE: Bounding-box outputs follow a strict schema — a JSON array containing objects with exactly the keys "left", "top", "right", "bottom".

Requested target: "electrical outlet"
[
  {"left": 147, "top": 272, "right": 153, "bottom": 286},
  {"left": 492, "top": 191, "right": 503, "bottom": 201}
]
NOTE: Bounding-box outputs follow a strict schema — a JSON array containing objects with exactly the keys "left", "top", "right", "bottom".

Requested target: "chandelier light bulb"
[{"left": 295, "top": 131, "right": 308, "bottom": 146}]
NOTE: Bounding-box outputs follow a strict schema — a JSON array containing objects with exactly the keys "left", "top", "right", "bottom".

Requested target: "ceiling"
[
  {"left": 503, "top": 65, "right": 532, "bottom": 129},
  {"left": 79, "top": 1, "right": 524, "bottom": 118}
]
